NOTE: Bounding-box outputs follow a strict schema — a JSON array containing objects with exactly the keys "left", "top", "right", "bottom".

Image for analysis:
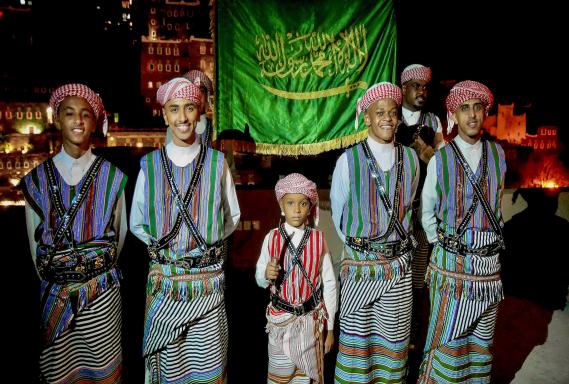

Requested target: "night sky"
[
  {"left": 1, "top": 0, "right": 563, "bottom": 133},
  {"left": 397, "top": 1, "right": 563, "bottom": 132}
]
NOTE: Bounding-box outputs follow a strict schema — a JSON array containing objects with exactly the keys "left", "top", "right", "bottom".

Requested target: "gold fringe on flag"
[{"left": 254, "top": 130, "right": 369, "bottom": 156}]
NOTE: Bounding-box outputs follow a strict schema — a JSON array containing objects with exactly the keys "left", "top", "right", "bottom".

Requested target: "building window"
[
  {"left": 158, "top": 64, "right": 163, "bottom": 71},
  {"left": 35, "top": 111, "right": 41, "bottom": 119},
  {"left": 174, "top": 23, "right": 180, "bottom": 31},
  {"left": 210, "top": 46, "right": 214, "bottom": 54},
  {"left": 167, "top": 10, "right": 172, "bottom": 17},
  {"left": 200, "top": 44, "right": 206, "bottom": 55},
  {"left": 5, "top": 111, "right": 12, "bottom": 119},
  {"left": 16, "top": 111, "right": 23, "bottom": 120},
  {"left": 148, "top": 46, "right": 154, "bottom": 54},
  {"left": 174, "top": 64, "right": 180, "bottom": 72},
  {"left": 150, "top": 18, "right": 157, "bottom": 26},
  {"left": 156, "top": 82, "right": 162, "bottom": 88},
  {"left": 173, "top": 47, "right": 179, "bottom": 56},
  {"left": 167, "top": 23, "right": 172, "bottom": 30},
  {"left": 149, "top": 63, "right": 155, "bottom": 71},
  {"left": 151, "top": 7, "right": 156, "bottom": 14},
  {"left": 15, "top": 161, "right": 21, "bottom": 169},
  {"left": 151, "top": 30, "right": 157, "bottom": 39},
  {"left": 6, "top": 161, "right": 12, "bottom": 169},
  {"left": 174, "top": 10, "right": 178, "bottom": 17},
  {"left": 165, "top": 64, "right": 171, "bottom": 72},
  {"left": 26, "top": 111, "right": 32, "bottom": 119},
  {"left": 180, "top": 9, "right": 185, "bottom": 17},
  {"left": 200, "top": 59, "right": 206, "bottom": 70},
  {"left": 186, "top": 22, "right": 190, "bottom": 30},
  {"left": 0, "top": 161, "right": 3, "bottom": 169},
  {"left": 145, "top": 97, "right": 151, "bottom": 103},
  {"left": 148, "top": 81, "right": 153, "bottom": 89},
  {"left": 33, "top": 161, "right": 38, "bottom": 167},
  {"left": 166, "top": 47, "right": 171, "bottom": 55},
  {"left": 157, "top": 46, "right": 162, "bottom": 55}
]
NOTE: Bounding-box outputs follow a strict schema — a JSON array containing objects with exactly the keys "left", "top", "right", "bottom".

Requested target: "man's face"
[
  {"left": 452, "top": 98, "right": 486, "bottom": 144},
  {"left": 162, "top": 98, "right": 200, "bottom": 146},
  {"left": 364, "top": 99, "right": 398, "bottom": 144},
  {"left": 402, "top": 79, "right": 429, "bottom": 110},
  {"left": 56, "top": 96, "right": 96, "bottom": 152}
]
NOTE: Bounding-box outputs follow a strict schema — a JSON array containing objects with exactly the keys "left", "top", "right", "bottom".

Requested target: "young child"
[
  {"left": 255, "top": 173, "right": 337, "bottom": 383},
  {"left": 22, "top": 83, "right": 127, "bottom": 383}
]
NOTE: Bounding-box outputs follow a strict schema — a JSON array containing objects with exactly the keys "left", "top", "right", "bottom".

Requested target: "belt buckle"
[
  {"left": 63, "top": 270, "right": 86, "bottom": 283},
  {"left": 148, "top": 245, "right": 158, "bottom": 259},
  {"left": 178, "top": 257, "right": 196, "bottom": 269}
]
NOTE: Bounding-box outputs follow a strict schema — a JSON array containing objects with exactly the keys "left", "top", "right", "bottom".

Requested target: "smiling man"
[
  {"left": 331, "top": 82, "right": 419, "bottom": 383},
  {"left": 130, "top": 77, "right": 240, "bottom": 384},
  {"left": 419, "top": 80, "right": 507, "bottom": 383},
  {"left": 22, "top": 83, "right": 127, "bottom": 383}
]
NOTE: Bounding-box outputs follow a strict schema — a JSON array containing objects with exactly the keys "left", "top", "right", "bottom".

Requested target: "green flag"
[{"left": 216, "top": 0, "right": 397, "bottom": 155}]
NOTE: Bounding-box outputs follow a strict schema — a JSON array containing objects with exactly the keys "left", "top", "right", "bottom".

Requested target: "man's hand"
[
  {"left": 265, "top": 259, "right": 280, "bottom": 282},
  {"left": 412, "top": 137, "right": 435, "bottom": 163}
]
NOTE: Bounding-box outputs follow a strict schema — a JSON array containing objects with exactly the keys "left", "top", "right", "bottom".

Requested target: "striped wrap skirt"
[
  {"left": 39, "top": 286, "right": 123, "bottom": 384},
  {"left": 418, "top": 243, "right": 503, "bottom": 384},
  {"left": 334, "top": 248, "right": 413, "bottom": 383},
  {"left": 265, "top": 304, "right": 327, "bottom": 383},
  {"left": 143, "top": 290, "right": 228, "bottom": 384}
]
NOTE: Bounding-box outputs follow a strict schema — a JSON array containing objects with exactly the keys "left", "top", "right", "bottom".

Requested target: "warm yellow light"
[
  {"left": 46, "top": 106, "right": 53, "bottom": 124},
  {"left": 136, "top": 142, "right": 143, "bottom": 147},
  {"left": 542, "top": 180, "right": 559, "bottom": 189},
  {"left": 8, "top": 178, "right": 19, "bottom": 187}
]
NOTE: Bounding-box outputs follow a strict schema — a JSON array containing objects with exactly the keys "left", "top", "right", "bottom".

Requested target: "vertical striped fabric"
[
  {"left": 22, "top": 158, "right": 126, "bottom": 383},
  {"left": 267, "top": 306, "right": 327, "bottom": 383},
  {"left": 265, "top": 228, "right": 327, "bottom": 382},
  {"left": 419, "top": 139, "right": 506, "bottom": 383},
  {"left": 341, "top": 143, "right": 417, "bottom": 242},
  {"left": 141, "top": 147, "right": 225, "bottom": 257},
  {"left": 267, "top": 228, "right": 325, "bottom": 311},
  {"left": 434, "top": 140, "right": 506, "bottom": 240},
  {"left": 23, "top": 158, "right": 127, "bottom": 250},
  {"left": 335, "top": 143, "right": 418, "bottom": 383},
  {"left": 140, "top": 147, "right": 226, "bottom": 301},
  {"left": 423, "top": 112, "right": 439, "bottom": 132},
  {"left": 140, "top": 147, "right": 229, "bottom": 383}
]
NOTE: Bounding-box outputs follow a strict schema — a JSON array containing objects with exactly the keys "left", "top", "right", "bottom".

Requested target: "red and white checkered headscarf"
[
  {"left": 446, "top": 80, "right": 494, "bottom": 134},
  {"left": 49, "top": 83, "right": 108, "bottom": 134},
  {"left": 183, "top": 70, "right": 213, "bottom": 96},
  {"left": 275, "top": 173, "right": 320, "bottom": 225},
  {"left": 156, "top": 77, "right": 202, "bottom": 107},
  {"left": 400, "top": 64, "right": 432, "bottom": 84},
  {"left": 355, "top": 82, "right": 402, "bottom": 129}
]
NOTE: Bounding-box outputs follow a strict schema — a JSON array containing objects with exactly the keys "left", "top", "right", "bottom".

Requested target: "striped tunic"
[
  {"left": 140, "top": 147, "right": 228, "bottom": 384},
  {"left": 22, "top": 157, "right": 126, "bottom": 384},
  {"left": 419, "top": 140, "right": 506, "bottom": 384},
  {"left": 265, "top": 228, "right": 328, "bottom": 383},
  {"left": 335, "top": 143, "right": 418, "bottom": 384}
]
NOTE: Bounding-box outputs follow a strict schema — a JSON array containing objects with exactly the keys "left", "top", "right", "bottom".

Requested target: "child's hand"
[
  {"left": 265, "top": 259, "right": 280, "bottom": 282},
  {"left": 324, "top": 330, "right": 334, "bottom": 354}
]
